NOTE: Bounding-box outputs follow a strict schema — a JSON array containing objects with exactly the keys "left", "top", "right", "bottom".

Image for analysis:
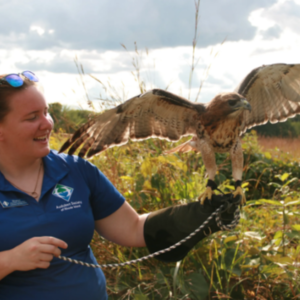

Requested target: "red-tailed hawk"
[{"left": 59, "top": 63, "right": 300, "bottom": 203}]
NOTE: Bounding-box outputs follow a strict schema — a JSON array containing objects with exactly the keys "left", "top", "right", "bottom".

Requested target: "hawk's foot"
[
  {"left": 198, "top": 186, "right": 214, "bottom": 205},
  {"left": 233, "top": 186, "right": 246, "bottom": 205}
]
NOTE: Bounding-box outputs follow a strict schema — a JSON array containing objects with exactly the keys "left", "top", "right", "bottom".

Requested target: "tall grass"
[{"left": 51, "top": 132, "right": 300, "bottom": 299}]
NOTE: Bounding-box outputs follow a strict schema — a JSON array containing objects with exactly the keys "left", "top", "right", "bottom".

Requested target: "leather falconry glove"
[{"left": 144, "top": 193, "right": 242, "bottom": 262}]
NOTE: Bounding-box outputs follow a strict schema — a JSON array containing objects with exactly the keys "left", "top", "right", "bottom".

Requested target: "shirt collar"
[{"left": 0, "top": 150, "right": 70, "bottom": 193}]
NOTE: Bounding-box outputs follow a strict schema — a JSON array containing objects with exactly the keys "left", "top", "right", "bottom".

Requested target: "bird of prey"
[{"left": 59, "top": 63, "right": 300, "bottom": 204}]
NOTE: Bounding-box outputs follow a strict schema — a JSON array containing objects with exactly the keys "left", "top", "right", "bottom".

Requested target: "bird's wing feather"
[
  {"left": 60, "top": 89, "right": 205, "bottom": 158},
  {"left": 235, "top": 63, "right": 300, "bottom": 133}
]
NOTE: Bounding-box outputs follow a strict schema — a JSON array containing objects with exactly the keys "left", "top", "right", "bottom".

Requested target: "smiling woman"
[
  {"left": 0, "top": 72, "right": 129, "bottom": 299},
  {"left": 0, "top": 80, "right": 53, "bottom": 162},
  {"left": 0, "top": 74, "right": 51, "bottom": 199},
  {"left": 0, "top": 72, "right": 239, "bottom": 300}
]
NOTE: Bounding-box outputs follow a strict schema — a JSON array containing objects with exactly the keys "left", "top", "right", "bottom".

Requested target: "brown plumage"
[{"left": 59, "top": 63, "right": 300, "bottom": 203}]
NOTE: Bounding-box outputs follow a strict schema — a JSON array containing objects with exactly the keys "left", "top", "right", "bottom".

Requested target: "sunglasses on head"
[{"left": 0, "top": 71, "right": 39, "bottom": 87}]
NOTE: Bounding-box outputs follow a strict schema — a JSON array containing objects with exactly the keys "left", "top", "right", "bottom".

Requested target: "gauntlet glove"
[{"left": 144, "top": 193, "right": 241, "bottom": 262}]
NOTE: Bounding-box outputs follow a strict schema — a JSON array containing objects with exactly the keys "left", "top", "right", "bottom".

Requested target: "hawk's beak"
[{"left": 238, "top": 98, "right": 252, "bottom": 112}]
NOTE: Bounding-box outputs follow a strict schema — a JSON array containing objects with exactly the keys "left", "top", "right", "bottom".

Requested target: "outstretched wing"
[
  {"left": 59, "top": 89, "right": 205, "bottom": 158},
  {"left": 235, "top": 63, "right": 300, "bottom": 133}
]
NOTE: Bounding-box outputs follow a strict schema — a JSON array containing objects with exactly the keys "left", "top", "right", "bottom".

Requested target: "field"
[
  {"left": 258, "top": 136, "right": 300, "bottom": 162},
  {"left": 51, "top": 131, "right": 300, "bottom": 300}
]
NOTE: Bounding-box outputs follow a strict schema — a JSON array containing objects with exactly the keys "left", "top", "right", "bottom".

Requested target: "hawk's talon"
[
  {"left": 198, "top": 186, "right": 214, "bottom": 205},
  {"left": 233, "top": 186, "right": 246, "bottom": 205}
]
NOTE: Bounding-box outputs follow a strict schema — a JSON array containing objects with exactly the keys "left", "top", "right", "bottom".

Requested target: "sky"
[{"left": 1, "top": 0, "right": 300, "bottom": 110}]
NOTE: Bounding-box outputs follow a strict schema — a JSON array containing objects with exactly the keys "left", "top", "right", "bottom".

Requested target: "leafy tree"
[
  {"left": 252, "top": 115, "right": 300, "bottom": 137},
  {"left": 253, "top": 119, "right": 297, "bottom": 137},
  {"left": 49, "top": 103, "right": 94, "bottom": 133}
]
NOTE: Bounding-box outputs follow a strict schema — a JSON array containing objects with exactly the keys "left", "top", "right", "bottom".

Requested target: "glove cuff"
[
  {"left": 235, "top": 180, "right": 242, "bottom": 188},
  {"left": 206, "top": 179, "right": 218, "bottom": 190}
]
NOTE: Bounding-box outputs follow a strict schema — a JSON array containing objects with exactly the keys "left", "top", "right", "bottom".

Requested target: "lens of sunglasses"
[
  {"left": 22, "top": 71, "right": 39, "bottom": 82},
  {"left": 4, "top": 74, "right": 24, "bottom": 87}
]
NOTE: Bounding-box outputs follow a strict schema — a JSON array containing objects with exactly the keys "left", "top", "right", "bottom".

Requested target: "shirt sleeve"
[{"left": 77, "top": 157, "right": 125, "bottom": 220}]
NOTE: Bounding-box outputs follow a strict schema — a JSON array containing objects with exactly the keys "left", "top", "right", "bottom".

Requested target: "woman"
[{"left": 0, "top": 72, "right": 240, "bottom": 299}]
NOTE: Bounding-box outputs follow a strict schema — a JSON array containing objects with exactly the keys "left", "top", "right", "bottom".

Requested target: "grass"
[{"left": 51, "top": 132, "right": 300, "bottom": 299}]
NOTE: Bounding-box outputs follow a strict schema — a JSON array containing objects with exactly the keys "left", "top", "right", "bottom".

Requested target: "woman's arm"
[
  {"left": 95, "top": 193, "right": 242, "bottom": 263},
  {"left": 94, "top": 201, "right": 148, "bottom": 247},
  {"left": 0, "top": 237, "right": 68, "bottom": 280}
]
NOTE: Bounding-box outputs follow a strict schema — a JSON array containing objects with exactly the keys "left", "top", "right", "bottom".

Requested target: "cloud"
[
  {"left": 1, "top": 0, "right": 299, "bottom": 110},
  {"left": 261, "top": 25, "right": 282, "bottom": 39},
  {"left": 248, "top": 0, "right": 300, "bottom": 41},
  {"left": 15, "top": 54, "right": 80, "bottom": 73},
  {"left": 12, "top": 49, "right": 134, "bottom": 74},
  {"left": 261, "top": 0, "right": 300, "bottom": 34},
  {"left": 0, "top": 0, "right": 279, "bottom": 52}
]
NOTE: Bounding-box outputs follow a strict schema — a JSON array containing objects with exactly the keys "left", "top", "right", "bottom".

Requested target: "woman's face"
[{"left": 0, "top": 85, "right": 54, "bottom": 160}]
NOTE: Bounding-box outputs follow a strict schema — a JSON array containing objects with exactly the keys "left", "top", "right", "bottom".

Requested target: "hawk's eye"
[{"left": 228, "top": 99, "right": 238, "bottom": 106}]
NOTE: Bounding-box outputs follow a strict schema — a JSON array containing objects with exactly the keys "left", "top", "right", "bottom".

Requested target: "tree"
[{"left": 49, "top": 103, "right": 94, "bottom": 133}]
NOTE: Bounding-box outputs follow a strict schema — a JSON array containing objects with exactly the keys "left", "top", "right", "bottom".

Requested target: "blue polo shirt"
[{"left": 0, "top": 150, "right": 125, "bottom": 300}]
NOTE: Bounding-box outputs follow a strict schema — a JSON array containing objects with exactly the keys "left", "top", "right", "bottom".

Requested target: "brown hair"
[{"left": 0, "top": 74, "right": 39, "bottom": 122}]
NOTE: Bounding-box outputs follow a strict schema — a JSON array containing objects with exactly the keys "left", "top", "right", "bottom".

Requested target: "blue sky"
[{"left": 0, "top": 0, "right": 299, "bottom": 109}]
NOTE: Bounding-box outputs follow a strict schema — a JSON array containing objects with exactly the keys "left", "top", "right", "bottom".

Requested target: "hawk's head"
[{"left": 206, "top": 92, "right": 251, "bottom": 118}]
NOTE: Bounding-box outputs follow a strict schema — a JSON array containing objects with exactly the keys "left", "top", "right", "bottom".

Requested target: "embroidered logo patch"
[
  {"left": 0, "top": 199, "right": 29, "bottom": 208},
  {"left": 52, "top": 184, "right": 74, "bottom": 202}
]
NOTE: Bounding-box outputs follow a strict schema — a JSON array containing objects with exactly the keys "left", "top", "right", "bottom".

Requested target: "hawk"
[{"left": 59, "top": 63, "right": 300, "bottom": 204}]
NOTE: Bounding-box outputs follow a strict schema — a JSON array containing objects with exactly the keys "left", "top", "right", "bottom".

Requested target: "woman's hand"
[{"left": 8, "top": 237, "right": 68, "bottom": 272}]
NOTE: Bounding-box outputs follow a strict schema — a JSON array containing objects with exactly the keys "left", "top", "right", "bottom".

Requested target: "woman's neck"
[
  {"left": 0, "top": 157, "right": 44, "bottom": 201},
  {"left": 0, "top": 155, "right": 43, "bottom": 180}
]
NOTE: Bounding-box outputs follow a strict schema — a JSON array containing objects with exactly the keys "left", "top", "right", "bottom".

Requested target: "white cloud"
[
  {"left": 30, "top": 26, "right": 45, "bottom": 36},
  {"left": 249, "top": 8, "right": 276, "bottom": 30},
  {"left": 249, "top": 0, "right": 300, "bottom": 35}
]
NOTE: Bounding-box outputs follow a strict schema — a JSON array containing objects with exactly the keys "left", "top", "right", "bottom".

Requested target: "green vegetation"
[
  {"left": 51, "top": 132, "right": 300, "bottom": 299},
  {"left": 48, "top": 102, "right": 94, "bottom": 133},
  {"left": 254, "top": 115, "right": 300, "bottom": 138}
]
